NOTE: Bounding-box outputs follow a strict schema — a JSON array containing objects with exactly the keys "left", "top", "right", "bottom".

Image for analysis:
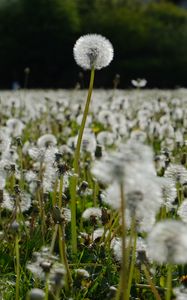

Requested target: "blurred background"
[{"left": 1, "top": 0, "right": 187, "bottom": 89}]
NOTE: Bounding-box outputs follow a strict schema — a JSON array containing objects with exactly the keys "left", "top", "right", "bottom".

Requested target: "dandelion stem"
[
  {"left": 45, "top": 274, "right": 49, "bottom": 300},
  {"left": 50, "top": 224, "right": 59, "bottom": 254},
  {"left": 59, "top": 175, "right": 63, "bottom": 208},
  {"left": 127, "top": 219, "right": 137, "bottom": 300},
  {"left": 115, "top": 183, "right": 128, "bottom": 300},
  {"left": 73, "top": 66, "right": 95, "bottom": 174},
  {"left": 15, "top": 234, "right": 20, "bottom": 300},
  {"left": 166, "top": 264, "right": 172, "bottom": 300},
  {"left": 70, "top": 66, "right": 95, "bottom": 256},
  {"left": 135, "top": 283, "right": 166, "bottom": 291},
  {"left": 142, "top": 264, "right": 162, "bottom": 300},
  {"left": 58, "top": 224, "right": 72, "bottom": 288}
]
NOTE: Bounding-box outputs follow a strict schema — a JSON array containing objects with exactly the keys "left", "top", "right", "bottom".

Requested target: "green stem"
[
  {"left": 166, "top": 264, "right": 172, "bottom": 300},
  {"left": 45, "top": 274, "right": 49, "bottom": 300},
  {"left": 103, "top": 211, "right": 119, "bottom": 246},
  {"left": 37, "top": 187, "right": 45, "bottom": 243},
  {"left": 142, "top": 264, "right": 162, "bottom": 300},
  {"left": 50, "top": 224, "right": 59, "bottom": 254},
  {"left": 58, "top": 225, "right": 72, "bottom": 288},
  {"left": 15, "top": 234, "right": 20, "bottom": 300},
  {"left": 70, "top": 67, "right": 95, "bottom": 256},
  {"left": 73, "top": 67, "right": 95, "bottom": 174},
  {"left": 17, "top": 144, "right": 25, "bottom": 190},
  {"left": 52, "top": 179, "right": 58, "bottom": 206},
  {"left": 126, "top": 219, "right": 137, "bottom": 300},
  {"left": 70, "top": 174, "right": 78, "bottom": 256},
  {"left": 115, "top": 183, "right": 127, "bottom": 300},
  {"left": 135, "top": 283, "right": 166, "bottom": 291},
  {"left": 93, "top": 179, "right": 99, "bottom": 207},
  {"left": 59, "top": 175, "right": 63, "bottom": 208}
]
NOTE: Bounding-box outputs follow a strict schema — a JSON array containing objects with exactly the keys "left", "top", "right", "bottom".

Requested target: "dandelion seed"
[{"left": 73, "top": 34, "right": 114, "bottom": 70}]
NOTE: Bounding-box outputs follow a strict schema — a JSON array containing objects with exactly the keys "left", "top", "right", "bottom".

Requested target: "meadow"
[{"left": 0, "top": 88, "right": 187, "bottom": 299}]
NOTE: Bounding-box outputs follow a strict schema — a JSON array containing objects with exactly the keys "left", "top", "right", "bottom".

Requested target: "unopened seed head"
[{"left": 28, "top": 288, "right": 45, "bottom": 300}]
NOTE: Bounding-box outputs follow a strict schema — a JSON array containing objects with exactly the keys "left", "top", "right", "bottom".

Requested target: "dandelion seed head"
[
  {"left": 147, "top": 220, "right": 187, "bottom": 264},
  {"left": 164, "top": 164, "right": 187, "bottom": 185},
  {"left": 27, "top": 247, "right": 61, "bottom": 280},
  {"left": 2, "top": 191, "right": 31, "bottom": 212},
  {"left": 75, "top": 130, "right": 97, "bottom": 154},
  {"left": 131, "top": 78, "right": 147, "bottom": 88},
  {"left": 28, "top": 147, "right": 45, "bottom": 162},
  {"left": 27, "top": 288, "right": 45, "bottom": 300},
  {"left": 97, "top": 131, "right": 115, "bottom": 146},
  {"left": 82, "top": 207, "right": 102, "bottom": 221},
  {"left": 0, "top": 129, "right": 10, "bottom": 153},
  {"left": 174, "top": 287, "right": 187, "bottom": 300},
  {"left": 178, "top": 199, "right": 187, "bottom": 223},
  {"left": 37, "top": 134, "right": 57, "bottom": 148},
  {"left": 62, "top": 208, "right": 71, "bottom": 223},
  {"left": 92, "top": 227, "right": 108, "bottom": 242},
  {"left": 6, "top": 118, "right": 25, "bottom": 137},
  {"left": 50, "top": 264, "right": 66, "bottom": 288},
  {"left": 161, "top": 178, "right": 177, "bottom": 209},
  {"left": 75, "top": 268, "right": 90, "bottom": 279},
  {"left": 73, "top": 34, "right": 114, "bottom": 70}
]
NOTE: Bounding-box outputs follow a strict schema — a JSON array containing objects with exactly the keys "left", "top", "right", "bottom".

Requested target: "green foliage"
[{"left": 1, "top": 0, "right": 187, "bottom": 87}]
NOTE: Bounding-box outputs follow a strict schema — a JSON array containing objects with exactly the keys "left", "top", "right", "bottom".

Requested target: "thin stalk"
[
  {"left": 15, "top": 234, "right": 20, "bottom": 300},
  {"left": 45, "top": 273, "right": 49, "bottom": 300},
  {"left": 18, "top": 145, "right": 24, "bottom": 189},
  {"left": 126, "top": 220, "right": 137, "bottom": 300},
  {"left": 59, "top": 175, "right": 63, "bottom": 208},
  {"left": 73, "top": 67, "right": 95, "bottom": 173},
  {"left": 50, "top": 224, "right": 59, "bottom": 254},
  {"left": 120, "top": 183, "right": 128, "bottom": 300},
  {"left": 70, "top": 174, "right": 78, "bottom": 256},
  {"left": 93, "top": 179, "right": 99, "bottom": 207},
  {"left": 142, "top": 264, "right": 162, "bottom": 300},
  {"left": 102, "top": 211, "right": 119, "bottom": 246},
  {"left": 52, "top": 179, "right": 58, "bottom": 206},
  {"left": 59, "top": 225, "right": 72, "bottom": 288},
  {"left": 115, "top": 183, "right": 127, "bottom": 300},
  {"left": 70, "top": 67, "right": 95, "bottom": 256},
  {"left": 166, "top": 264, "right": 172, "bottom": 300},
  {"left": 37, "top": 187, "right": 45, "bottom": 243},
  {"left": 126, "top": 217, "right": 135, "bottom": 271},
  {"left": 135, "top": 283, "right": 166, "bottom": 291}
]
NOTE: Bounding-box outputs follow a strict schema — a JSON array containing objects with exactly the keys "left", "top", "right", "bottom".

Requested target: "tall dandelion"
[{"left": 71, "top": 34, "right": 114, "bottom": 255}]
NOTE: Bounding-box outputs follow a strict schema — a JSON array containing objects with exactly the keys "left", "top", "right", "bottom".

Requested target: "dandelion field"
[{"left": 1, "top": 88, "right": 187, "bottom": 300}]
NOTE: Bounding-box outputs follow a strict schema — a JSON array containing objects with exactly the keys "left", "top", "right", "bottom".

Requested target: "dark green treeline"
[{"left": 0, "top": 0, "right": 187, "bottom": 89}]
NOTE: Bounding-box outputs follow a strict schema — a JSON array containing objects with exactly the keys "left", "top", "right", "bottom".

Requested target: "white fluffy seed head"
[{"left": 73, "top": 34, "right": 114, "bottom": 70}]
